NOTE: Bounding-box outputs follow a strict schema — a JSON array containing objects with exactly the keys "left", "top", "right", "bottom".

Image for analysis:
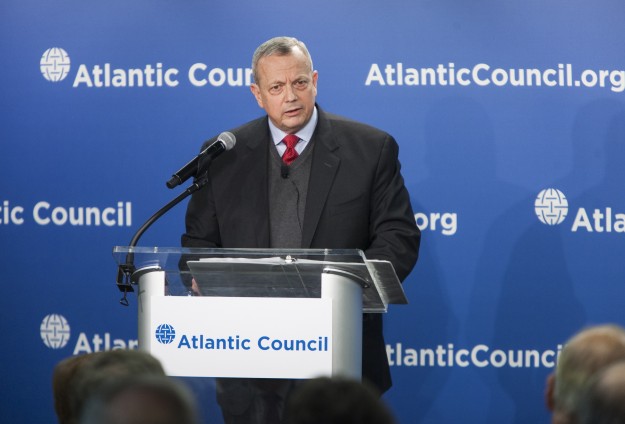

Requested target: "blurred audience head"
[
  {"left": 577, "top": 360, "right": 625, "bottom": 424},
  {"left": 545, "top": 324, "right": 625, "bottom": 424},
  {"left": 53, "top": 349, "right": 166, "bottom": 424},
  {"left": 53, "top": 353, "right": 98, "bottom": 424},
  {"left": 78, "top": 374, "right": 199, "bottom": 424},
  {"left": 284, "top": 376, "right": 396, "bottom": 424}
]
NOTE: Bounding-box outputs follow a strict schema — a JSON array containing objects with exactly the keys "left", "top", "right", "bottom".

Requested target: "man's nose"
[{"left": 284, "top": 83, "right": 297, "bottom": 101}]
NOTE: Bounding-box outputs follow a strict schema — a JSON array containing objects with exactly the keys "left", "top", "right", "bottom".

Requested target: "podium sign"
[{"left": 149, "top": 296, "right": 333, "bottom": 379}]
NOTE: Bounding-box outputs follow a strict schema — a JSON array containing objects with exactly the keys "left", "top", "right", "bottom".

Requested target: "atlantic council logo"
[
  {"left": 155, "top": 323, "right": 176, "bottom": 344},
  {"left": 40, "top": 314, "right": 71, "bottom": 349},
  {"left": 40, "top": 48, "right": 71, "bottom": 82},
  {"left": 535, "top": 188, "right": 568, "bottom": 225}
]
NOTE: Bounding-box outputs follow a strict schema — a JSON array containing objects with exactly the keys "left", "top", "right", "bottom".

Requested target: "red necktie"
[{"left": 281, "top": 134, "right": 299, "bottom": 165}]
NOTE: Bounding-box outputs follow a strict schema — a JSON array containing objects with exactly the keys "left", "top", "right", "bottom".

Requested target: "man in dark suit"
[{"left": 182, "top": 36, "right": 420, "bottom": 423}]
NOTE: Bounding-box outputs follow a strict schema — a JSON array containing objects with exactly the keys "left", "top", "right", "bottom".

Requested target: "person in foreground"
[
  {"left": 52, "top": 353, "right": 99, "bottom": 424},
  {"left": 283, "top": 376, "right": 396, "bottom": 424},
  {"left": 78, "top": 374, "right": 200, "bottom": 424},
  {"left": 53, "top": 349, "right": 167, "bottom": 424},
  {"left": 577, "top": 360, "right": 625, "bottom": 424},
  {"left": 181, "top": 36, "right": 420, "bottom": 423},
  {"left": 545, "top": 324, "right": 625, "bottom": 424}
]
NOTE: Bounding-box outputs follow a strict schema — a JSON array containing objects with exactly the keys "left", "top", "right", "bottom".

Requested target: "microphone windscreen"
[{"left": 218, "top": 131, "right": 236, "bottom": 151}]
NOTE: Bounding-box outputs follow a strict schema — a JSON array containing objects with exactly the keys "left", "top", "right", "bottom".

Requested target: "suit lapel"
[
  {"left": 233, "top": 119, "right": 271, "bottom": 247},
  {"left": 301, "top": 109, "right": 340, "bottom": 248}
]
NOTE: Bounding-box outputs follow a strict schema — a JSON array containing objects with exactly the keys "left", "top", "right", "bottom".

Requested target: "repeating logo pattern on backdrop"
[
  {"left": 39, "top": 47, "right": 625, "bottom": 93},
  {"left": 40, "top": 48, "right": 71, "bottom": 82},
  {"left": 39, "top": 313, "right": 138, "bottom": 353},
  {"left": 535, "top": 188, "right": 625, "bottom": 233},
  {"left": 38, "top": 47, "right": 253, "bottom": 88},
  {"left": 40, "top": 314, "right": 71, "bottom": 349},
  {"left": 535, "top": 188, "right": 568, "bottom": 225}
]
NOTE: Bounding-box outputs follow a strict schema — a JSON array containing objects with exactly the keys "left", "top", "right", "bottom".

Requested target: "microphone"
[
  {"left": 281, "top": 164, "right": 290, "bottom": 179},
  {"left": 166, "top": 132, "right": 236, "bottom": 189}
]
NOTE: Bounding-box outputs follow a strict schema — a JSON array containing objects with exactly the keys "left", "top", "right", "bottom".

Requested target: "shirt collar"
[{"left": 269, "top": 106, "right": 318, "bottom": 146}]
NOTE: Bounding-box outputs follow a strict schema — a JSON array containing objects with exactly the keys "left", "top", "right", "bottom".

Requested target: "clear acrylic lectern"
[{"left": 113, "top": 247, "right": 407, "bottom": 380}]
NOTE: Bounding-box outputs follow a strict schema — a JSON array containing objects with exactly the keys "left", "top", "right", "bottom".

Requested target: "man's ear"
[
  {"left": 545, "top": 372, "right": 556, "bottom": 412},
  {"left": 250, "top": 84, "right": 263, "bottom": 109}
]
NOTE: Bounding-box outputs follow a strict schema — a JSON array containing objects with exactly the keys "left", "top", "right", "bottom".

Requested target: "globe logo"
[
  {"left": 155, "top": 324, "right": 176, "bottom": 344},
  {"left": 40, "top": 48, "right": 71, "bottom": 82},
  {"left": 40, "top": 314, "right": 71, "bottom": 349},
  {"left": 535, "top": 188, "right": 568, "bottom": 225}
]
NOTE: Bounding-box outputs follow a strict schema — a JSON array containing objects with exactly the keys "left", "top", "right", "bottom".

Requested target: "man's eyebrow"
[{"left": 266, "top": 79, "right": 285, "bottom": 86}]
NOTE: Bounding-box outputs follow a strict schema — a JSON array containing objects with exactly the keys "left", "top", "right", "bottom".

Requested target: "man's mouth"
[{"left": 284, "top": 107, "right": 301, "bottom": 116}]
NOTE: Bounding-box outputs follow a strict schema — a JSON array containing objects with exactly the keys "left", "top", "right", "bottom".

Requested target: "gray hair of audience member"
[
  {"left": 578, "top": 360, "right": 625, "bottom": 424},
  {"left": 52, "top": 353, "right": 99, "bottom": 424},
  {"left": 79, "top": 374, "right": 199, "bottom": 424},
  {"left": 284, "top": 376, "right": 396, "bottom": 424},
  {"left": 70, "top": 349, "right": 166, "bottom": 421},
  {"left": 554, "top": 325, "right": 625, "bottom": 417},
  {"left": 251, "top": 36, "right": 314, "bottom": 85}
]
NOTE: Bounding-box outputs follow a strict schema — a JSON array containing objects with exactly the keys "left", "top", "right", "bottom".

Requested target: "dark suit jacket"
[{"left": 182, "top": 106, "right": 420, "bottom": 393}]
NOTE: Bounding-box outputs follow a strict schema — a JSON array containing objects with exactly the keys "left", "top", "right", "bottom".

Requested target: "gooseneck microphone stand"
[{"left": 115, "top": 173, "right": 208, "bottom": 306}]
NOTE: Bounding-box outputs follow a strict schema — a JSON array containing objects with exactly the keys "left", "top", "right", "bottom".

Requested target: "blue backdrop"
[{"left": 2, "top": 1, "right": 625, "bottom": 423}]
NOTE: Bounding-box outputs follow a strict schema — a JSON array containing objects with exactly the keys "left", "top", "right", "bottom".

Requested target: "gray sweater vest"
[{"left": 268, "top": 141, "right": 314, "bottom": 248}]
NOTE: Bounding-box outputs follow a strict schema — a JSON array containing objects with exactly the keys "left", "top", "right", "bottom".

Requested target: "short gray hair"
[
  {"left": 251, "top": 36, "right": 314, "bottom": 85},
  {"left": 555, "top": 325, "right": 625, "bottom": 417}
]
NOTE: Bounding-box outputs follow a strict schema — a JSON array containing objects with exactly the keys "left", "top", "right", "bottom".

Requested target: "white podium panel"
[{"left": 148, "top": 296, "right": 332, "bottom": 379}]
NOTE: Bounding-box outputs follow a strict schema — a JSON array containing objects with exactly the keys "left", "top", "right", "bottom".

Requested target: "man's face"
[{"left": 250, "top": 48, "right": 318, "bottom": 134}]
